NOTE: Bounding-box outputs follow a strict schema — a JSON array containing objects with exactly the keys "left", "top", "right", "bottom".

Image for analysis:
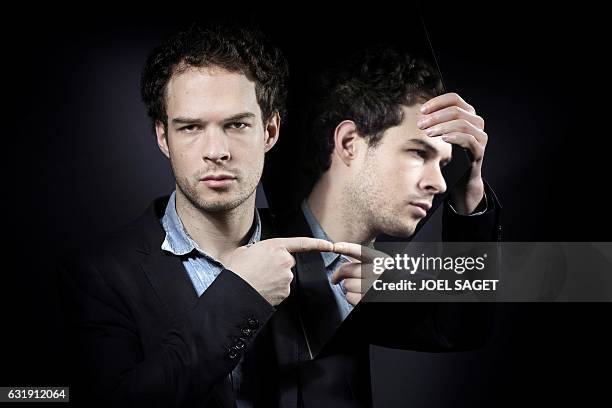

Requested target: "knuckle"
[
  {"left": 476, "top": 115, "right": 485, "bottom": 128},
  {"left": 452, "top": 105, "right": 462, "bottom": 118},
  {"left": 280, "top": 257, "right": 295, "bottom": 269},
  {"left": 285, "top": 270, "right": 294, "bottom": 282}
]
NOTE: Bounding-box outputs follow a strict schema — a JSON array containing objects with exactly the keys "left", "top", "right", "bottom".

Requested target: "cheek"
[
  {"left": 232, "top": 143, "right": 264, "bottom": 167},
  {"left": 172, "top": 150, "right": 196, "bottom": 169},
  {"left": 384, "top": 163, "right": 423, "bottom": 203}
]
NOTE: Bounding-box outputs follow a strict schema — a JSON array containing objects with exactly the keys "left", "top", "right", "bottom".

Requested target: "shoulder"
[{"left": 58, "top": 196, "right": 170, "bottom": 277}]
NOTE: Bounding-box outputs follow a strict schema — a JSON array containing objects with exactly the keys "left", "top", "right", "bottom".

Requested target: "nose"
[
  {"left": 201, "top": 129, "right": 230, "bottom": 163},
  {"left": 419, "top": 164, "right": 447, "bottom": 195}
]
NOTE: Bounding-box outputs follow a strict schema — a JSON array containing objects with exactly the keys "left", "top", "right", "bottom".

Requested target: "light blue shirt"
[
  {"left": 161, "top": 191, "right": 260, "bottom": 408},
  {"left": 301, "top": 200, "right": 354, "bottom": 321}
]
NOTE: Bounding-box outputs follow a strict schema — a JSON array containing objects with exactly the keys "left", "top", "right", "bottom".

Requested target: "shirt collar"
[
  {"left": 161, "top": 191, "right": 261, "bottom": 261},
  {"left": 301, "top": 199, "right": 340, "bottom": 268}
]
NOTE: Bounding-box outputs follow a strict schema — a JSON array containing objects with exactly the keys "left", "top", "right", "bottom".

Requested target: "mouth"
[
  {"left": 200, "top": 174, "right": 237, "bottom": 188},
  {"left": 409, "top": 201, "right": 432, "bottom": 218}
]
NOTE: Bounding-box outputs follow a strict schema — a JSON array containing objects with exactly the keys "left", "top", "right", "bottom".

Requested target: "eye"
[
  {"left": 180, "top": 124, "right": 201, "bottom": 133},
  {"left": 408, "top": 149, "right": 427, "bottom": 159},
  {"left": 226, "top": 122, "right": 250, "bottom": 130}
]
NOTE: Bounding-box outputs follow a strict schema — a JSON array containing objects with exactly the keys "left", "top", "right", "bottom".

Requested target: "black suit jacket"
[
  {"left": 58, "top": 197, "right": 283, "bottom": 407},
  {"left": 273, "top": 181, "right": 502, "bottom": 407},
  {"left": 58, "top": 184, "right": 500, "bottom": 407}
]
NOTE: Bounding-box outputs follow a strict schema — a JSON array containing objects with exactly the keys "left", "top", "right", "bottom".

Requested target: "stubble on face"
[
  {"left": 173, "top": 149, "right": 264, "bottom": 214},
  {"left": 344, "top": 151, "right": 419, "bottom": 240}
]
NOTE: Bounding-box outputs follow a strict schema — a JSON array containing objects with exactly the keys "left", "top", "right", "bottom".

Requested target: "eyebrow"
[
  {"left": 407, "top": 138, "right": 453, "bottom": 167},
  {"left": 171, "top": 112, "right": 257, "bottom": 126}
]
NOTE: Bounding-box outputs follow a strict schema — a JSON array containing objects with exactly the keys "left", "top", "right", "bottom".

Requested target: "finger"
[
  {"left": 440, "top": 132, "right": 485, "bottom": 162},
  {"left": 280, "top": 253, "right": 296, "bottom": 269},
  {"left": 270, "top": 237, "right": 334, "bottom": 253},
  {"left": 346, "top": 292, "right": 362, "bottom": 306},
  {"left": 332, "top": 242, "right": 389, "bottom": 262},
  {"left": 331, "top": 262, "right": 362, "bottom": 284},
  {"left": 418, "top": 106, "right": 484, "bottom": 131},
  {"left": 342, "top": 278, "right": 363, "bottom": 294},
  {"left": 420, "top": 92, "right": 475, "bottom": 115},
  {"left": 425, "top": 119, "right": 488, "bottom": 145}
]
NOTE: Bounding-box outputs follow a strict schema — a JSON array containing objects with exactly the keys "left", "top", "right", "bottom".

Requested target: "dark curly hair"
[
  {"left": 140, "top": 24, "right": 289, "bottom": 134},
  {"left": 307, "top": 46, "right": 444, "bottom": 184}
]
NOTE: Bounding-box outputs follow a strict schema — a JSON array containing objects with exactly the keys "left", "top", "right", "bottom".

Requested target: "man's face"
[
  {"left": 348, "top": 105, "right": 452, "bottom": 238},
  {"left": 156, "top": 66, "right": 278, "bottom": 213}
]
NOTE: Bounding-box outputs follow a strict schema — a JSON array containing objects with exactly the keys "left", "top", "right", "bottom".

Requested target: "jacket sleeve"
[
  {"left": 57, "top": 254, "right": 275, "bottom": 407},
  {"left": 433, "top": 179, "right": 503, "bottom": 349},
  {"left": 442, "top": 179, "right": 502, "bottom": 242}
]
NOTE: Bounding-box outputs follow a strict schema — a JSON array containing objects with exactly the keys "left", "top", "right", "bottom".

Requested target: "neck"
[
  {"left": 307, "top": 172, "right": 375, "bottom": 245},
  {"left": 174, "top": 187, "right": 256, "bottom": 264}
]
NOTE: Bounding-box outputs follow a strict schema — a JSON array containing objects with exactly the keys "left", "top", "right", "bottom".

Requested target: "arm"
[
  {"left": 442, "top": 179, "right": 502, "bottom": 242},
  {"left": 58, "top": 255, "right": 275, "bottom": 407}
]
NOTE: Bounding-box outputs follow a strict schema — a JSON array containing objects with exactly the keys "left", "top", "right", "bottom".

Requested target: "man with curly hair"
[
  {"left": 58, "top": 25, "right": 336, "bottom": 407},
  {"left": 274, "top": 46, "right": 501, "bottom": 406}
]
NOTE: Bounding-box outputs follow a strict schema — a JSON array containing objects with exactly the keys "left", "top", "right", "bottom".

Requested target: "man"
[
  {"left": 275, "top": 46, "right": 502, "bottom": 406},
  {"left": 58, "top": 25, "right": 336, "bottom": 407}
]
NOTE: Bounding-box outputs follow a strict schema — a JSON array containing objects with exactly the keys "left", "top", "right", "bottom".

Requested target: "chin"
[
  {"left": 189, "top": 191, "right": 244, "bottom": 212},
  {"left": 197, "top": 200, "right": 242, "bottom": 213},
  {"left": 381, "top": 222, "right": 417, "bottom": 239}
]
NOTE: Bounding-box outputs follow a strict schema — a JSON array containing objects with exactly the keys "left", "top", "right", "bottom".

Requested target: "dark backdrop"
[{"left": 3, "top": 2, "right": 610, "bottom": 407}]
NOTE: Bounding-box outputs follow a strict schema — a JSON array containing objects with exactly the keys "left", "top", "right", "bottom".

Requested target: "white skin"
[
  {"left": 307, "top": 93, "right": 489, "bottom": 305},
  {"left": 156, "top": 66, "right": 335, "bottom": 306}
]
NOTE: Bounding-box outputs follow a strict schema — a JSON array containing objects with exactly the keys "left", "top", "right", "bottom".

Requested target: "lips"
[
  {"left": 409, "top": 201, "right": 432, "bottom": 218},
  {"left": 410, "top": 201, "right": 432, "bottom": 212},
  {"left": 200, "top": 173, "right": 236, "bottom": 188},
  {"left": 201, "top": 174, "right": 236, "bottom": 181}
]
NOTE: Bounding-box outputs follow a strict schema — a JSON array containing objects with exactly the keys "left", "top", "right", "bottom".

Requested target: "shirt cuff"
[{"left": 446, "top": 189, "right": 489, "bottom": 217}]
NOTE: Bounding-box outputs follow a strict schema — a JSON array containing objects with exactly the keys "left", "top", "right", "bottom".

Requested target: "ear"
[
  {"left": 333, "top": 120, "right": 360, "bottom": 166},
  {"left": 155, "top": 120, "right": 170, "bottom": 159},
  {"left": 263, "top": 111, "right": 281, "bottom": 153}
]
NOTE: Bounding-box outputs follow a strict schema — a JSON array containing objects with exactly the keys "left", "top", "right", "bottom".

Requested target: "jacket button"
[
  {"left": 247, "top": 318, "right": 259, "bottom": 329},
  {"left": 228, "top": 348, "right": 239, "bottom": 359},
  {"left": 241, "top": 327, "right": 253, "bottom": 337},
  {"left": 234, "top": 338, "right": 246, "bottom": 349}
]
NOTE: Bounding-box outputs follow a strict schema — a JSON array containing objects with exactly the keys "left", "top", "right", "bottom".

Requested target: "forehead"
[
  {"left": 165, "top": 66, "right": 261, "bottom": 119},
  {"left": 381, "top": 105, "right": 452, "bottom": 159}
]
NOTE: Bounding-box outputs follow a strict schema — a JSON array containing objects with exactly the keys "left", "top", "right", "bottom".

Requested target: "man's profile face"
[
  {"left": 157, "top": 66, "right": 277, "bottom": 213},
  {"left": 348, "top": 105, "right": 452, "bottom": 238}
]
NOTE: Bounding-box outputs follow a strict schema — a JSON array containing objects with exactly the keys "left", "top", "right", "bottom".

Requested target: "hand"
[
  {"left": 330, "top": 242, "right": 391, "bottom": 306},
  {"left": 418, "top": 92, "right": 487, "bottom": 214},
  {"left": 226, "top": 237, "right": 334, "bottom": 306}
]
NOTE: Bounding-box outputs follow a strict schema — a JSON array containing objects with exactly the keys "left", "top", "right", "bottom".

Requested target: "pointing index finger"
[
  {"left": 273, "top": 237, "right": 334, "bottom": 254},
  {"left": 332, "top": 242, "right": 388, "bottom": 262}
]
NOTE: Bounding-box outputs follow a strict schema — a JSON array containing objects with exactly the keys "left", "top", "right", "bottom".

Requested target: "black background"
[{"left": 3, "top": 2, "right": 611, "bottom": 406}]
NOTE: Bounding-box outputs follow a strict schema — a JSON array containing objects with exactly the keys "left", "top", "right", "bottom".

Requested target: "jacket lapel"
[
  {"left": 135, "top": 196, "right": 200, "bottom": 320},
  {"left": 258, "top": 210, "right": 300, "bottom": 407},
  {"left": 295, "top": 250, "right": 342, "bottom": 358},
  {"left": 276, "top": 209, "right": 342, "bottom": 359}
]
